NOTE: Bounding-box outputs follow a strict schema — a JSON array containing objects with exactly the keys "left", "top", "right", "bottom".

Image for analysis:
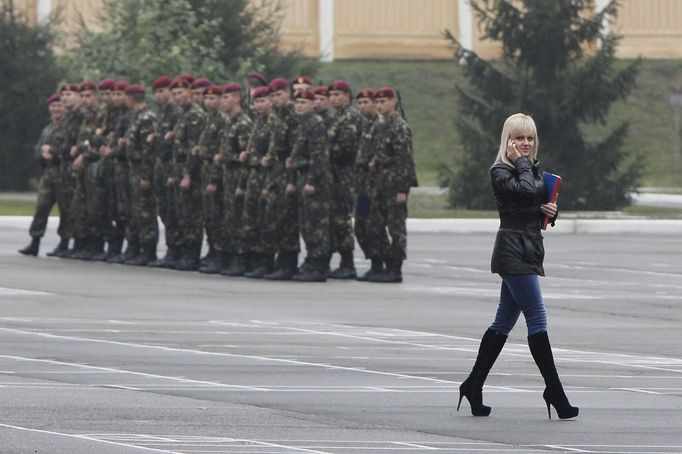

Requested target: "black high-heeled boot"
[
  {"left": 458, "top": 329, "right": 508, "bottom": 416},
  {"left": 528, "top": 331, "right": 579, "bottom": 420}
]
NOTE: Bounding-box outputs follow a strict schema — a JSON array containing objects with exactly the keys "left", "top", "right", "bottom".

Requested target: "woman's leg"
[
  {"left": 489, "top": 279, "right": 523, "bottom": 335},
  {"left": 498, "top": 274, "right": 547, "bottom": 336}
]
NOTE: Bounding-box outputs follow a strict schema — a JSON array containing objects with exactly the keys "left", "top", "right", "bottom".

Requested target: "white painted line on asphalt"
[
  {"left": 0, "top": 423, "right": 184, "bottom": 453},
  {"left": 0, "top": 286, "right": 50, "bottom": 296},
  {"left": 544, "top": 446, "right": 593, "bottom": 453},
  {"left": 392, "top": 441, "right": 439, "bottom": 450}
]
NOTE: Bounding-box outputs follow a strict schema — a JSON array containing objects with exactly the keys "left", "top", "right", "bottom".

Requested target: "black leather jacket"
[{"left": 490, "top": 156, "right": 550, "bottom": 275}]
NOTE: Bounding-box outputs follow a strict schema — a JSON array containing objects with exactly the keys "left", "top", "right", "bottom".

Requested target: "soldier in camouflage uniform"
[
  {"left": 102, "top": 81, "right": 134, "bottom": 263},
  {"left": 367, "top": 87, "right": 418, "bottom": 283},
  {"left": 287, "top": 89, "right": 331, "bottom": 282},
  {"left": 121, "top": 84, "right": 159, "bottom": 266},
  {"left": 196, "top": 85, "right": 227, "bottom": 273},
  {"left": 67, "top": 81, "right": 102, "bottom": 260},
  {"left": 326, "top": 80, "right": 364, "bottom": 278},
  {"left": 313, "top": 86, "right": 335, "bottom": 130},
  {"left": 259, "top": 77, "right": 300, "bottom": 281},
  {"left": 243, "top": 71, "right": 267, "bottom": 119},
  {"left": 238, "top": 86, "right": 275, "bottom": 277},
  {"left": 353, "top": 88, "right": 386, "bottom": 281},
  {"left": 19, "top": 94, "right": 69, "bottom": 256},
  {"left": 209, "top": 83, "right": 253, "bottom": 275},
  {"left": 192, "top": 78, "right": 210, "bottom": 109},
  {"left": 170, "top": 77, "right": 208, "bottom": 271}
]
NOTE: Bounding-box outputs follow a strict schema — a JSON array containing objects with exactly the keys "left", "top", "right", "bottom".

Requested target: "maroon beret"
[
  {"left": 152, "top": 75, "right": 173, "bottom": 90},
  {"left": 268, "top": 77, "right": 289, "bottom": 93},
  {"left": 113, "top": 80, "right": 128, "bottom": 91},
  {"left": 292, "top": 75, "right": 312, "bottom": 85},
  {"left": 47, "top": 93, "right": 61, "bottom": 104},
  {"left": 313, "top": 86, "right": 329, "bottom": 97},
  {"left": 79, "top": 81, "right": 98, "bottom": 92},
  {"left": 191, "top": 78, "right": 211, "bottom": 90},
  {"left": 328, "top": 80, "right": 351, "bottom": 94},
  {"left": 177, "top": 73, "right": 195, "bottom": 84},
  {"left": 124, "top": 84, "right": 145, "bottom": 95},
  {"left": 293, "top": 88, "right": 315, "bottom": 101},
  {"left": 98, "top": 79, "right": 115, "bottom": 91},
  {"left": 205, "top": 85, "right": 223, "bottom": 96},
  {"left": 356, "top": 88, "right": 375, "bottom": 100},
  {"left": 246, "top": 71, "right": 266, "bottom": 85},
  {"left": 170, "top": 78, "right": 191, "bottom": 90},
  {"left": 375, "top": 87, "right": 396, "bottom": 99},
  {"left": 60, "top": 83, "right": 81, "bottom": 93},
  {"left": 222, "top": 82, "right": 241, "bottom": 94},
  {"left": 252, "top": 86, "right": 270, "bottom": 99}
]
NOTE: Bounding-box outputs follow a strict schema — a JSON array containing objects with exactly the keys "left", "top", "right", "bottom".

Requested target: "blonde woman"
[{"left": 458, "top": 113, "right": 578, "bottom": 420}]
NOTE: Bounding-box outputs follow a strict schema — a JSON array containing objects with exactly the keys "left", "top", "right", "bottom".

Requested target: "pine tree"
[{"left": 442, "top": 0, "right": 641, "bottom": 210}]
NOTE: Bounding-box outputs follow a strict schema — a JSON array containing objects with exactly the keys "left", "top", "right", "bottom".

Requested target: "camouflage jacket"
[
  {"left": 355, "top": 113, "right": 384, "bottom": 195},
  {"left": 328, "top": 103, "right": 363, "bottom": 169},
  {"left": 108, "top": 107, "right": 132, "bottom": 161},
  {"left": 154, "top": 101, "right": 182, "bottom": 163},
  {"left": 317, "top": 109, "right": 336, "bottom": 131},
  {"left": 76, "top": 106, "right": 101, "bottom": 163},
  {"left": 197, "top": 109, "right": 226, "bottom": 163},
  {"left": 60, "top": 107, "right": 85, "bottom": 161},
  {"left": 125, "top": 106, "right": 158, "bottom": 181},
  {"left": 172, "top": 102, "right": 207, "bottom": 174},
  {"left": 246, "top": 113, "right": 275, "bottom": 170},
  {"left": 34, "top": 121, "right": 67, "bottom": 167},
  {"left": 374, "top": 113, "right": 418, "bottom": 194},
  {"left": 265, "top": 104, "right": 299, "bottom": 190},
  {"left": 290, "top": 112, "right": 330, "bottom": 189},
  {"left": 216, "top": 109, "right": 253, "bottom": 186}
]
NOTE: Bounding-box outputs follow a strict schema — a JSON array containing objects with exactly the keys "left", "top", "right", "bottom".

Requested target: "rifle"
[{"left": 397, "top": 89, "right": 407, "bottom": 120}]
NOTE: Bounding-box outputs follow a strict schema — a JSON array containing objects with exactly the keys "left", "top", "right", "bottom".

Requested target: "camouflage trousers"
[
  {"left": 29, "top": 164, "right": 75, "bottom": 239},
  {"left": 298, "top": 177, "right": 329, "bottom": 259},
  {"left": 215, "top": 166, "right": 244, "bottom": 254},
  {"left": 329, "top": 167, "right": 355, "bottom": 254},
  {"left": 239, "top": 169, "right": 265, "bottom": 254},
  {"left": 367, "top": 184, "right": 408, "bottom": 261},
  {"left": 173, "top": 162, "right": 203, "bottom": 246},
  {"left": 353, "top": 169, "right": 374, "bottom": 259},
  {"left": 128, "top": 164, "right": 158, "bottom": 244},
  {"left": 111, "top": 159, "right": 130, "bottom": 243},
  {"left": 200, "top": 162, "right": 224, "bottom": 250},
  {"left": 261, "top": 167, "right": 300, "bottom": 256},
  {"left": 71, "top": 160, "right": 112, "bottom": 241},
  {"left": 96, "top": 159, "right": 116, "bottom": 242},
  {"left": 154, "top": 159, "right": 180, "bottom": 247}
]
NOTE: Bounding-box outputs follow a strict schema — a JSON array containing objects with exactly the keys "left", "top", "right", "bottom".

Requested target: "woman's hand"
[
  {"left": 540, "top": 202, "right": 557, "bottom": 218},
  {"left": 506, "top": 139, "right": 522, "bottom": 163}
]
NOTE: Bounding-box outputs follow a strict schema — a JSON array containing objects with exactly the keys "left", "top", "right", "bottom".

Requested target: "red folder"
[{"left": 542, "top": 172, "right": 562, "bottom": 230}]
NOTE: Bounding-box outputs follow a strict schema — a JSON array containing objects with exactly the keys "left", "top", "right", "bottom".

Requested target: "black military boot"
[
  {"left": 221, "top": 253, "right": 248, "bottom": 276},
  {"left": 63, "top": 238, "right": 85, "bottom": 259},
  {"left": 200, "top": 245, "right": 218, "bottom": 267},
  {"left": 244, "top": 253, "right": 274, "bottom": 279},
  {"left": 126, "top": 242, "right": 157, "bottom": 266},
  {"left": 356, "top": 257, "right": 384, "bottom": 281},
  {"left": 18, "top": 236, "right": 41, "bottom": 256},
  {"left": 199, "top": 251, "right": 229, "bottom": 274},
  {"left": 148, "top": 244, "right": 179, "bottom": 268},
  {"left": 369, "top": 258, "right": 403, "bottom": 283},
  {"left": 174, "top": 242, "right": 201, "bottom": 271},
  {"left": 293, "top": 256, "right": 327, "bottom": 282},
  {"left": 46, "top": 237, "right": 70, "bottom": 258},
  {"left": 81, "top": 237, "right": 105, "bottom": 261},
  {"left": 265, "top": 252, "right": 298, "bottom": 281},
  {"left": 329, "top": 250, "right": 357, "bottom": 279},
  {"left": 108, "top": 241, "right": 139, "bottom": 264},
  {"left": 71, "top": 237, "right": 95, "bottom": 260},
  {"left": 92, "top": 236, "right": 122, "bottom": 262}
]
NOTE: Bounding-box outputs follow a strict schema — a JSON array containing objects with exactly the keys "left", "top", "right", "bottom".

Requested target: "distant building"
[{"left": 15, "top": 0, "right": 682, "bottom": 60}]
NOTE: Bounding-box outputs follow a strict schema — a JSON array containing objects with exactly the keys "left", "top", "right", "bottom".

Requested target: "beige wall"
[{"left": 615, "top": 0, "right": 682, "bottom": 58}]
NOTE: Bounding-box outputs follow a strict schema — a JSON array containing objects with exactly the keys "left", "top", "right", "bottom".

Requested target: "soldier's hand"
[
  {"left": 261, "top": 188, "right": 269, "bottom": 199},
  {"left": 192, "top": 145, "right": 199, "bottom": 156},
  {"left": 205, "top": 183, "right": 217, "bottom": 194},
  {"left": 396, "top": 192, "right": 407, "bottom": 204},
  {"left": 260, "top": 156, "right": 272, "bottom": 168},
  {"left": 164, "top": 131, "right": 174, "bottom": 142},
  {"left": 213, "top": 154, "right": 223, "bottom": 166},
  {"left": 140, "top": 179, "right": 151, "bottom": 191},
  {"left": 235, "top": 187, "right": 245, "bottom": 198},
  {"left": 95, "top": 128, "right": 103, "bottom": 136},
  {"left": 369, "top": 160, "right": 378, "bottom": 173},
  {"left": 286, "top": 183, "right": 297, "bottom": 194},
  {"left": 147, "top": 133, "right": 156, "bottom": 144},
  {"left": 167, "top": 177, "right": 176, "bottom": 186},
  {"left": 303, "top": 184, "right": 315, "bottom": 194},
  {"left": 239, "top": 151, "right": 248, "bottom": 162},
  {"left": 72, "top": 155, "right": 84, "bottom": 171},
  {"left": 41, "top": 149, "right": 53, "bottom": 161},
  {"left": 285, "top": 157, "right": 293, "bottom": 169},
  {"left": 100, "top": 146, "right": 111, "bottom": 157},
  {"left": 70, "top": 146, "right": 78, "bottom": 157},
  {"left": 180, "top": 174, "right": 191, "bottom": 191}
]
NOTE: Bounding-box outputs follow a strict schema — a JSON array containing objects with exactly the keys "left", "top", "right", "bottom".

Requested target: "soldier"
[
  {"left": 101, "top": 80, "right": 134, "bottom": 263},
  {"left": 67, "top": 80, "right": 101, "bottom": 260},
  {"left": 191, "top": 78, "right": 210, "bottom": 108},
  {"left": 291, "top": 75, "right": 312, "bottom": 93},
  {"left": 259, "top": 77, "right": 300, "bottom": 281},
  {"left": 326, "top": 80, "right": 364, "bottom": 278},
  {"left": 51, "top": 83, "right": 84, "bottom": 257},
  {"left": 170, "top": 77, "right": 207, "bottom": 271},
  {"left": 210, "top": 83, "right": 253, "bottom": 275},
  {"left": 122, "top": 84, "right": 159, "bottom": 265},
  {"left": 147, "top": 75, "right": 183, "bottom": 268},
  {"left": 367, "top": 87, "right": 418, "bottom": 283},
  {"left": 244, "top": 71, "right": 267, "bottom": 118},
  {"left": 196, "top": 85, "right": 227, "bottom": 273},
  {"left": 313, "top": 86, "right": 335, "bottom": 130},
  {"left": 354, "top": 88, "right": 386, "bottom": 281},
  {"left": 238, "top": 86, "right": 274, "bottom": 276},
  {"left": 288, "top": 88, "right": 331, "bottom": 282},
  {"left": 19, "top": 94, "right": 69, "bottom": 256}
]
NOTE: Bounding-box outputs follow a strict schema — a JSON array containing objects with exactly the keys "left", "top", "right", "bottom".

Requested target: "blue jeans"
[{"left": 489, "top": 274, "right": 547, "bottom": 336}]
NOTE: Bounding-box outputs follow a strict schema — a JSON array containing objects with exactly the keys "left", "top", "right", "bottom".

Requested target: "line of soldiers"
[{"left": 18, "top": 72, "right": 418, "bottom": 283}]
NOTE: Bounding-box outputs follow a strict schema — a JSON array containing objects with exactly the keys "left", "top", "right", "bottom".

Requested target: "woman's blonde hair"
[{"left": 495, "top": 113, "right": 539, "bottom": 166}]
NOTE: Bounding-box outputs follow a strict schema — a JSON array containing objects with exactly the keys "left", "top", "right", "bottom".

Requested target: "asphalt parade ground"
[{"left": 1, "top": 219, "right": 681, "bottom": 453}]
